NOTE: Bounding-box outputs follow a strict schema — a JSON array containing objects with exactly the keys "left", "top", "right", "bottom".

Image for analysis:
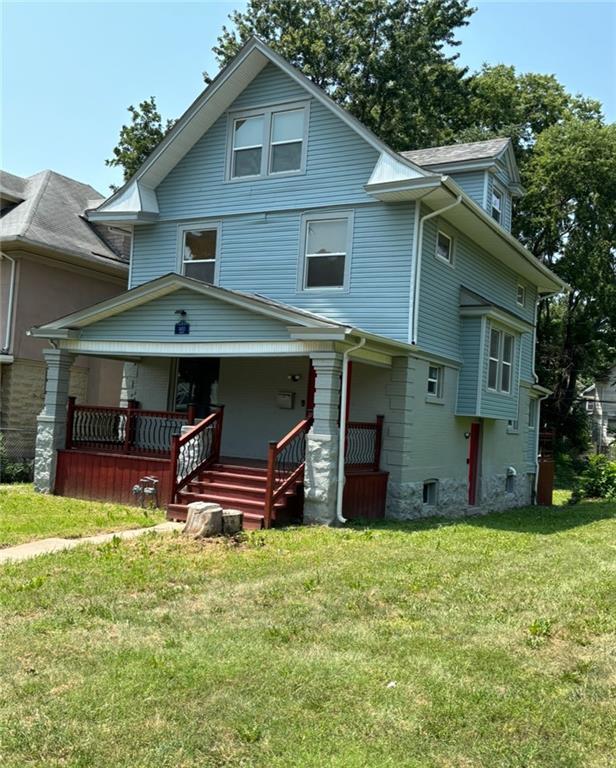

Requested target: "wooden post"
[
  {"left": 186, "top": 403, "right": 197, "bottom": 425},
  {"left": 374, "top": 415, "right": 384, "bottom": 471},
  {"left": 65, "top": 396, "right": 76, "bottom": 450},
  {"left": 263, "top": 440, "right": 277, "bottom": 529},
  {"left": 169, "top": 432, "right": 181, "bottom": 504}
]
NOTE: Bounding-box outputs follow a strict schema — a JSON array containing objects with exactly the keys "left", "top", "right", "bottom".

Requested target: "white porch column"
[
  {"left": 34, "top": 348, "right": 75, "bottom": 493},
  {"left": 304, "top": 351, "right": 343, "bottom": 525}
]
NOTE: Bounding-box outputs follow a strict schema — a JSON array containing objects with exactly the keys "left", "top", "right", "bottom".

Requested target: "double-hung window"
[
  {"left": 180, "top": 224, "right": 220, "bottom": 283},
  {"left": 427, "top": 365, "right": 443, "bottom": 398},
  {"left": 301, "top": 213, "right": 351, "bottom": 290},
  {"left": 229, "top": 103, "right": 307, "bottom": 180},
  {"left": 491, "top": 188, "right": 503, "bottom": 223},
  {"left": 487, "top": 326, "right": 514, "bottom": 394},
  {"left": 436, "top": 230, "right": 453, "bottom": 265}
]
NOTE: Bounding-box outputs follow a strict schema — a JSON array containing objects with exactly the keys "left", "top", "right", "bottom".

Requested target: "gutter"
[
  {"left": 336, "top": 336, "right": 366, "bottom": 524},
  {"left": 410, "top": 195, "right": 463, "bottom": 345},
  {"left": 0, "top": 251, "right": 16, "bottom": 354}
]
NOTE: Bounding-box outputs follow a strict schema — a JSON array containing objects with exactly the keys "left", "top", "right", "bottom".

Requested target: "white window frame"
[
  {"left": 226, "top": 100, "right": 309, "bottom": 182},
  {"left": 298, "top": 210, "right": 353, "bottom": 292},
  {"left": 176, "top": 221, "right": 222, "bottom": 285},
  {"left": 491, "top": 186, "right": 503, "bottom": 223},
  {"left": 516, "top": 284, "right": 526, "bottom": 307},
  {"left": 426, "top": 364, "right": 444, "bottom": 400},
  {"left": 435, "top": 229, "right": 454, "bottom": 266},
  {"left": 487, "top": 325, "right": 515, "bottom": 395}
]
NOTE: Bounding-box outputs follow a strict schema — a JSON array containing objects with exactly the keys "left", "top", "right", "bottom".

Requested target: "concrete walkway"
[{"left": 0, "top": 522, "right": 185, "bottom": 565}]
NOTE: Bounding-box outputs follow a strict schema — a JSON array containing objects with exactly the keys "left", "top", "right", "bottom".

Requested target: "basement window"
[
  {"left": 505, "top": 475, "right": 515, "bottom": 494},
  {"left": 423, "top": 479, "right": 438, "bottom": 506}
]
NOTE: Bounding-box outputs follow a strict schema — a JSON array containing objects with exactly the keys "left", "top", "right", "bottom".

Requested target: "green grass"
[
  {"left": 1, "top": 501, "right": 615, "bottom": 768},
  {"left": 0, "top": 485, "right": 164, "bottom": 548}
]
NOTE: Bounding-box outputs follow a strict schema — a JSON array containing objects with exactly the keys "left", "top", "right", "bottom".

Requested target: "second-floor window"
[
  {"left": 436, "top": 230, "right": 453, "bottom": 265},
  {"left": 301, "top": 213, "right": 352, "bottom": 290},
  {"left": 487, "top": 326, "right": 514, "bottom": 394},
  {"left": 181, "top": 225, "right": 219, "bottom": 283},
  {"left": 229, "top": 103, "right": 308, "bottom": 180},
  {"left": 491, "top": 187, "right": 503, "bottom": 223}
]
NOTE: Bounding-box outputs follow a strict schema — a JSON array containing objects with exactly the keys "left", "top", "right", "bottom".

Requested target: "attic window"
[
  {"left": 180, "top": 224, "right": 220, "bottom": 284},
  {"left": 491, "top": 188, "right": 503, "bottom": 223},
  {"left": 228, "top": 102, "right": 308, "bottom": 180}
]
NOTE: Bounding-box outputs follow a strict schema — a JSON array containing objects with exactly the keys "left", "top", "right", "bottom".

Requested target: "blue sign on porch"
[{"left": 174, "top": 320, "right": 190, "bottom": 335}]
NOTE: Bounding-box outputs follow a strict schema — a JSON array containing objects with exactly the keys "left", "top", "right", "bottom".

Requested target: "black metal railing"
[
  {"left": 170, "top": 406, "right": 224, "bottom": 501},
  {"left": 264, "top": 416, "right": 312, "bottom": 528}
]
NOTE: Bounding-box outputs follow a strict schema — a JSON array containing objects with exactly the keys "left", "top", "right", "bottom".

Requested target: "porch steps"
[{"left": 166, "top": 463, "right": 303, "bottom": 530}]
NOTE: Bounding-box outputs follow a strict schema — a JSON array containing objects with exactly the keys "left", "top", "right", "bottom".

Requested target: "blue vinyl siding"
[
  {"left": 132, "top": 203, "right": 416, "bottom": 341},
  {"left": 457, "top": 316, "right": 483, "bottom": 414},
  {"left": 450, "top": 171, "right": 486, "bottom": 209},
  {"left": 418, "top": 213, "right": 536, "bottom": 360},
  {"left": 79, "top": 289, "right": 291, "bottom": 342},
  {"left": 130, "top": 63, "right": 415, "bottom": 340},
  {"left": 155, "top": 64, "right": 379, "bottom": 221}
]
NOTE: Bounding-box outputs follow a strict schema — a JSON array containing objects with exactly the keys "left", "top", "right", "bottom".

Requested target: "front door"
[
  {"left": 173, "top": 357, "right": 220, "bottom": 419},
  {"left": 468, "top": 421, "right": 481, "bottom": 505}
]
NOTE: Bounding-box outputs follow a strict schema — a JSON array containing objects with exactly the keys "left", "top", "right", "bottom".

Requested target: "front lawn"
[
  {"left": 1, "top": 500, "right": 615, "bottom": 767},
  {"left": 0, "top": 485, "right": 164, "bottom": 548}
]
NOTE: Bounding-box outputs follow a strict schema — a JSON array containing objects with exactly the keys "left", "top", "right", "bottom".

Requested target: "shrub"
[{"left": 570, "top": 455, "right": 616, "bottom": 503}]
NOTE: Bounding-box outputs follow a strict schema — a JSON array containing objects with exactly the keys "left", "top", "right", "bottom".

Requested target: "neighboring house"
[
  {"left": 0, "top": 169, "right": 129, "bottom": 471},
  {"left": 582, "top": 366, "right": 616, "bottom": 455},
  {"left": 30, "top": 38, "right": 565, "bottom": 527}
]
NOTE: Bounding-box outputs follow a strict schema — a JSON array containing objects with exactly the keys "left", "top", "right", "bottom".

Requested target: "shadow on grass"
[{"left": 347, "top": 499, "right": 616, "bottom": 537}]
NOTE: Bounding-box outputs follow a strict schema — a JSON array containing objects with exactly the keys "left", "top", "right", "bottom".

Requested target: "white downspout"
[
  {"left": 336, "top": 336, "right": 366, "bottom": 524},
  {"left": 411, "top": 195, "right": 463, "bottom": 345},
  {"left": 1, "top": 252, "right": 17, "bottom": 354}
]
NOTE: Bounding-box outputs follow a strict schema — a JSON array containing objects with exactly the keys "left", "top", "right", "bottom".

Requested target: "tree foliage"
[
  {"left": 210, "top": 0, "right": 475, "bottom": 151},
  {"left": 105, "top": 97, "right": 175, "bottom": 187}
]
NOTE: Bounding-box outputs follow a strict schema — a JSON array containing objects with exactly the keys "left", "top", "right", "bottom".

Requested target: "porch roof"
[{"left": 29, "top": 273, "right": 416, "bottom": 365}]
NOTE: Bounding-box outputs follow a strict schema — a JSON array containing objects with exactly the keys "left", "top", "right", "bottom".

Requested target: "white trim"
[
  {"left": 297, "top": 210, "right": 354, "bottom": 293},
  {"left": 482, "top": 171, "right": 489, "bottom": 211},
  {"left": 176, "top": 220, "right": 222, "bottom": 285},
  {"left": 57, "top": 338, "right": 336, "bottom": 358},
  {"left": 490, "top": 182, "right": 504, "bottom": 224},
  {"left": 407, "top": 202, "right": 421, "bottom": 344},
  {"left": 459, "top": 305, "right": 532, "bottom": 334},
  {"left": 476, "top": 316, "right": 487, "bottom": 412}
]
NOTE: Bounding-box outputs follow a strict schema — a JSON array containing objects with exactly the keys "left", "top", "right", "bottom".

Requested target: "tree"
[
  {"left": 209, "top": 0, "right": 474, "bottom": 150},
  {"left": 518, "top": 119, "right": 616, "bottom": 449},
  {"left": 105, "top": 97, "right": 175, "bottom": 188}
]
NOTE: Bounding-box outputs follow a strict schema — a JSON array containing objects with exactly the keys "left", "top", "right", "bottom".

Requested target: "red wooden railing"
[
  {"left": 264, "top": 416, "right": 313, "bottom": 528},
  {"left": 66, "top": 397, "right": 196, "bottom": 456},
  {"left": 345, "top": 415, "right": 384, "bottom": 471},
  {"left": 170, "top": 406, "right": 224, "bottom": 503}
]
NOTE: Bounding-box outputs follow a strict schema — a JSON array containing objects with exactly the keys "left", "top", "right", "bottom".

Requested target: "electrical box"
[{"left": 276, "top": 391, "right": 295, "bottom": 409}]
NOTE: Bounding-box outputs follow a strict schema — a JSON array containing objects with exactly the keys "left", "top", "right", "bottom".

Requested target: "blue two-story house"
[{"left": 31, "top": 38, "right": 564, "bottom": 528}]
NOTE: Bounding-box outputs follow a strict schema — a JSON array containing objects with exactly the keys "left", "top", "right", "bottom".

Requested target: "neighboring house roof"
[
  {"left": 401, "top": 138, "right": 511, "bottom": 167},
  {"left": 0, "top": 169, "right": 129, "bottom": 271}
]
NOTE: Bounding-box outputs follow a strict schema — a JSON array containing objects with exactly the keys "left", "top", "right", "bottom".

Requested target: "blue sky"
[{"left": 2, "top": 0, "right": 615, "bottom": 194}]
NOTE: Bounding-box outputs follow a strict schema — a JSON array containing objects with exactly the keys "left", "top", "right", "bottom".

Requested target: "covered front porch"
[{"left": 31, "top": 275, "right": 409, "bottom": 527}]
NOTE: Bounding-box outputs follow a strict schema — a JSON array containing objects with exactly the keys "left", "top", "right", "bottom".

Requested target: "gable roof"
[
  {"left": 0, "top": 169, "right": 129, "bottom": 272},
  {"left": 88, "top": 37, "right": 429, "bottom": 220}
]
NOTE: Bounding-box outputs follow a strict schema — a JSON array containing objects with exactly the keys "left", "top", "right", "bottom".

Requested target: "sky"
[{"left": 2, "top": 0, "right": 615, "bottom": 195}]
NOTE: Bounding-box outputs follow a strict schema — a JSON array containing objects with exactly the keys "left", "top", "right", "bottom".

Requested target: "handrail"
[
  {"left": 170, "top": 405, "right": 224, "bottom": 502},
  {"left": 263, "top": 416, "right": 312, "bottom": 528},
  {"left": 345, "top": 415, "right": 384, "bottom": 471},
  {"left": 66, "top": 397, "right": 197, "bottom": 455}
]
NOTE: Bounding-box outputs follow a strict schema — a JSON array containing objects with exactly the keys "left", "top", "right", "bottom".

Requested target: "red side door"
[{"left": 468, "top": 422, "right": 481, "bottom": 505}]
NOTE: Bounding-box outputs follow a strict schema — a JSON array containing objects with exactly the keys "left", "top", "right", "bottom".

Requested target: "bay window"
[{"left": 487, "top": 326, "right": 514, "bottom": 394}]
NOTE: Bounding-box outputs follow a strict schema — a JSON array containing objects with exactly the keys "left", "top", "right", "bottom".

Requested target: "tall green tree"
[
  {"left": 105, "top": 97, "right": 175, "bottom": 188},
  {"left": 210, "top": 0, "right": 474, "bottom": 150}
]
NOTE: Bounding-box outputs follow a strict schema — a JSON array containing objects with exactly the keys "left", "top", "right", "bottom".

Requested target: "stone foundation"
[{"left": 386, "top": 473, "right": 534, "bottom": 521}]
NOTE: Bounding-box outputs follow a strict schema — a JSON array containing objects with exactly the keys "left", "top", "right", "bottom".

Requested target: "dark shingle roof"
[
  {"left": 0, "top": 169, "right": 129, "bottom": 267},
  {"left": 400, "top": 138, "right": 511, "bottom": 168}
]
